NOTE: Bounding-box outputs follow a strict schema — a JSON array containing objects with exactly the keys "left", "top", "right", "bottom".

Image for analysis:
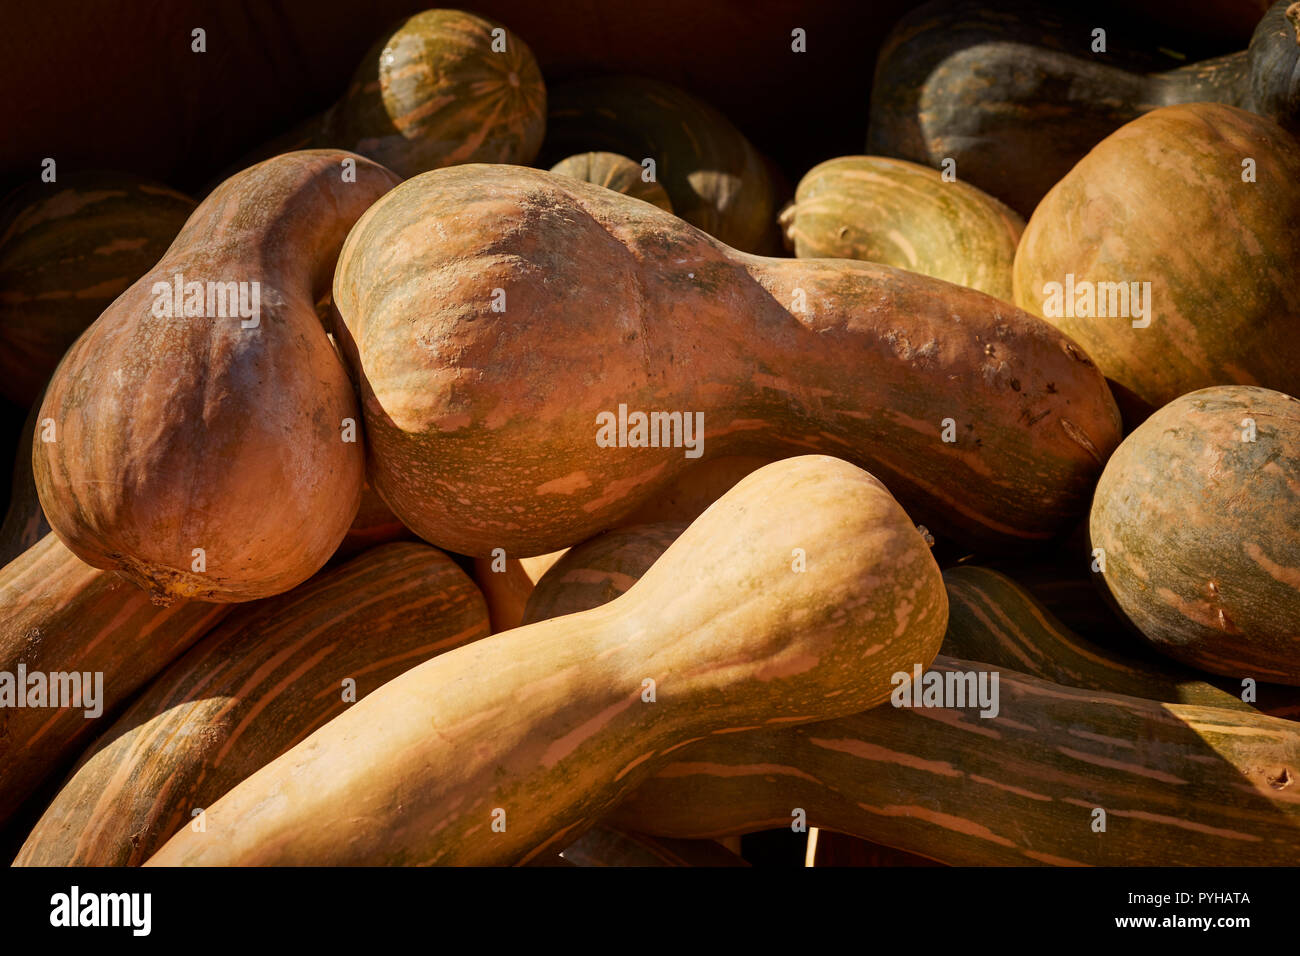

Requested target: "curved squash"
[
  {"left": 15, "top": 541, "right": 488, "bottom": 866},
  {"left": 144, "top": 456, "right": 948, "bottom": 866},
  {"left": 319, "top": 9, "right": 545, "bottom": 178},
  {"left": 0, "top": 172, "right": 195, "bottom": 406},
  {"left": 612, "top": 662, "right": 1300, "bottom": 865},
  {"left": 1091, "top": 386, "right": 1300, "bottom": 685},
  {"left": 550, "top": 152, "right": 673, "bottom": 212},
  {"left": 780, "top": 156, "right": 1024, "bottom": 301},
  {"left": 0, "top": 534, "right": 228, "bottom": 824},
  {"left": 523, "top": 518, "right": 1300, "bottom": 864},
  {"left": 543, "top": 76, "right": 780, "bottom": 253},
  {"left": 33, "top": 150, "right": 401, "bottom": 604},
  {"left": 869, "top": 0, "right": 1300, "bottom": 215},
  {"left": 334, "top": 163, "right": 1121, "bottom": 557},
  {"left": 1014, "top": 103, "right": 1300, "bottom": 409}
]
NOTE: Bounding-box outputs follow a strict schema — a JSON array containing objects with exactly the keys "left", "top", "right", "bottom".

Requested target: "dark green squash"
[
  {"left": 0, "top": 172, "right": 194, "bottom": 406},
  {"left": 868, "top": 0, "right": 1300, "bottom": 215},
  {"left": 542, "top": 76, "right": 781, "bottom": 253},
  {"left": 549, "top": 152, "right": 673, "bottom": 212}
]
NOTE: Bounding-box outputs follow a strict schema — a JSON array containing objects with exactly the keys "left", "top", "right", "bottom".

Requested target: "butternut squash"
[
  {"left": 144, "top": 456, "right": 947, "bottom": 866},
  {"left": 333, "top": 163, "right": 1122, "bottom": 557},
  {"left": 0, "top": 534, "right": 228, "bottom": 824},
  {"left": 523, "top": 520, "right": 1300, "bottom": 864},
  {"left": 33, "top": 150, "right": 401, "bottom": 604},
  {"left": 15, "top": 542, "right": 488, "bottom": 866}
]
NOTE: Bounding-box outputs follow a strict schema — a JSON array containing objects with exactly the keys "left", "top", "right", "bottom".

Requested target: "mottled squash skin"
[
  {"left": 146, "top": 457, "right": 947, "bottom": 866},
  {"left": 0, "top": 172, "right": 195, "bottom": 406},
  {"left": 869, "top": 0, "right": 1300, "bottom": 215},
  {"left": 321, "top": 9, "right": 546, "bottom": 178},
  {"left": 1091, "top": 386, "right": 1300, "bottom": 685},
  {"left": 543, "top": 76, "right": 780, "bottom": 253},
  {"left": 34, "top": 151, "right": 401, "bottom": 604},
  {"left": 15, "top": 542, "right": 489, "bottom": 866},
  {"left": 0, "top": 534, "right": 228, "bottom": 824},
  {"left": 523, "top": 518, "right": 1300, "bottom": 866},
  {"left": 549, "top": 152, "right": 673, "bottom": 212},
  {"left": 334, "top": 163, "right": 1121, "bottom": 558},
  {"left": 1015, "top": 103, "right": 1300, "bottom": 410},
  {"left": 781, "top": 155, "right": 1023, "bottom": 301}
]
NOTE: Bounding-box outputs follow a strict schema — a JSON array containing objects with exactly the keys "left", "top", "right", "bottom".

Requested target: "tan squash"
[
  {"left": 145, "top": 456, "right": 947, "bottom": 866},
  {"left": 33, "top": 150, "right": 401, "bottom": 604},
  {"left": 334, "top": 163, "right": 1122, "bottom": 557},
  {"left": 15, "top": 542, "right": 488, "bottom": 866},
  {"left": 0, "top": 534, "right": 228, "bottom": 824}
]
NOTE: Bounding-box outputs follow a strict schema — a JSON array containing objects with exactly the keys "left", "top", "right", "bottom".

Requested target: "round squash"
[
  {"left": 543, "top": 76, "right": 780, "bottom": 253},
  {"left": 1091, "top": 386, "right": 1300, "bottom": 685},
  {"left": 549, "top": 152, "right": 673, "bottom": 212},
  {"left": 34, "top": 150, "right": 401, "bottom": 604},
  {"left": 321, "top": 9, "right": 545, "bottom": 178},
  {"left": 334, "top": 163, "right": 1121, "bottom": 557},
  {"left": 1013, "top": 103, "right": 1300, "bottom": 410},
  {"left": 780, "top": 155, "right": 1024, "bottom": 301},
  {"left": 0, "top": 172, "right": 195, "bottom": 407}
]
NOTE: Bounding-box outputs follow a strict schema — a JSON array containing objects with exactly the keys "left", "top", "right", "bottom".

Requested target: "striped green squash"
[
  {"left": 14, "top": 541, "right": 489, "bottom": 866},
  {"left": 781, "top": 156, "right": 1024, "bottom": 301},
  {"left": 0, "top": 172, "right": 194, "bottom": 406},
  {"left": 321, "top": 9, "right": 545, "bottom": 178},
  {"left": 549, "top": 152, "right": 673, "bottom": 212}
]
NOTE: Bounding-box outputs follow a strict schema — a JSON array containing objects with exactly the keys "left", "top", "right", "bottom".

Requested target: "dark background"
[{"left": 0, "top": 0, "right": 1270, "bottom": 197}]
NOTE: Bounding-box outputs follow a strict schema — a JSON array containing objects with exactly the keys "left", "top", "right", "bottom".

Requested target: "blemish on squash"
[
  {"left": 535, "top": 471, "right": 593, "bottom": 495},
  {"left": 1267, "top": 767, "right": 1292, "bottom": 789}
]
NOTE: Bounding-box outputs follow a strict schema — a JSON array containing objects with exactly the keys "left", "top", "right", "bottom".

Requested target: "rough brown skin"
[
  {"left": 549, "top": 152, "right": 673, "bottom": 212},
  {"left": 518, "top": 536, "right": 1300, "bottom": 864},
  {"left": 611, "top": 662, "right": 1300, "bottom": 866},
  {"left": 542, "top": 76, "right": 781, "bottom": 253},
  {"left": 33, "top": 150, "right": 401, "bottom": 604},
  {"left": 320, "top": 9, "right": 546, "bottom": 179},
  {"left": 0, "top": 171, "right": 195, "bottom": 406},
  {"left": 1014, "top": 103, "right": 1300, "bottom": 410},
  {"left": 868, "top": 1, "right": 1300, "bottom": 216},
  {"left": 0, "top": 534, "right": 228, "bottom": 825},
  {"left": 145, "top": 456, "right": 948, "bottom": 866},
  {"left": 334, "top": 163, "right": 1121, "bottom": 558},
  {"left": 1091, "top": 386, "right": 1300, "bottom": 686},
  {"left": 780, "top": 156, "right": 1024, "bottom": 302},
  {"left": 15, "top": 542, "right": 489, "bottom": 866}
]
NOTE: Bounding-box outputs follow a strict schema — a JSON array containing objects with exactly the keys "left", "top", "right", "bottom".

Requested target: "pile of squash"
[{"left": 1, "top": 2, "right": 1298, "bottom": 868}]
